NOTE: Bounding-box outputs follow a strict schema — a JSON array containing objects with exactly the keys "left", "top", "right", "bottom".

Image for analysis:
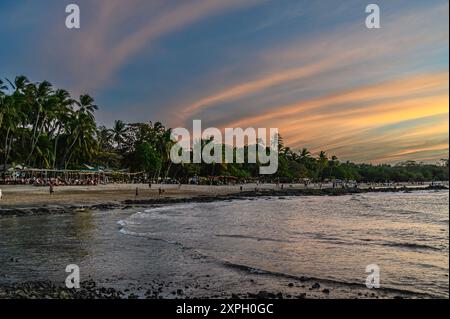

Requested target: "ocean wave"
[
  {"left": 219, "top": 260, "right": 438, "bottom": 298},
  {"left": 117, "top": 219, "right": 140, "bottom": 227},
  {"left": 118, "top": 228, "right": 182, "bottom": 246},
  {"left": 379, "top": 241, "right": 444, "bottom": 251},
  {"left": 354, "top": 237, "right": 445, "bottom": 251},
  {"left": 215, "top": 234, "right": 297, "bottom": 243},
  {"left": 143, "top": 203, "right": 197, "bottom": 214},
  {"left": 117, "top": 220, "right": 127, "bottom": 227},
  {"left": 294, "top": 231, "right": 444, "bottom": 252}
]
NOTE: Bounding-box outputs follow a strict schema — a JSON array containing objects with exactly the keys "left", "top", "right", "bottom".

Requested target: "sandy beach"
[
  {"left": 0, "top": 182, "right": 446, "bottom": 209},
  {"left": 0, "top": 183, "right": 239, "bottom": 207}
]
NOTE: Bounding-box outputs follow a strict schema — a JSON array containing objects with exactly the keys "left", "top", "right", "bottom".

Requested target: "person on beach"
[
  {"left": 135, "top": 187, "right": 139, "bottom": 197},
  {"left": 49, "top": 183, "right": 54, "bottom": 195},
  {"left": 158, "top": 188, "right": 162, "bottom": 196},
  {"left": 0, "top": 188, "right": 2, "bottom": 200},
  {"left": 148, "top": 182, "right": 152, "bottom": 189}
]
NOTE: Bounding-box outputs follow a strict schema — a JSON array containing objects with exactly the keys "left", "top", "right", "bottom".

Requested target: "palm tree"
[
  {"left": 63, "top": 95, "right": 98, "bottom": 168},
  {"left": 6, "top": 75, "right": 29, "bottom": 93},
  {"left": 317, "top": 150, "right": 328, "bottom": 181},
  {"left": 1, "top": 98, "right": 21, "bottom": 170},
  {"left": 329, "top": 155, "right": 339, "bottom": 179},
  {"left": 110, "top": 120, "right": 127, "bottom": 150},
  {"left": 1, "top": 79, "right": 26, "bottom": 170},
  {"left": 162, "top": 128, "right": 175, "bottom": 182},
  {"left": 77, "top": 94, "right": 98, "bottom": 120},
  {"left": 0, "top": 79, "right": 8, "bottom": 128},
  {"left": 25, "top": 80, "right": 54, "bottom": 165},
  {"left": 97, "top": 126, "right": 113, "bottom": 151},
  {"left": 299, "top": 148, "right": 311, "bottom": 160},
  {"left": 50, "top": 89, "right": 74, "bottom": 168},
  {"left": 63, "top": 111, "right": 98, "bottom": 168}
]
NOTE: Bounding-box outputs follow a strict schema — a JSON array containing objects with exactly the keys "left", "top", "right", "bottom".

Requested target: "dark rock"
[
  {"left": 2, "top": 185, "right": 443, "bottom": 220},
  {"left": 254, "top": 290, "right": 276, "bottom": 299},
  {"left": 311, "top": 283, "right": 320, "bottom": 289}
]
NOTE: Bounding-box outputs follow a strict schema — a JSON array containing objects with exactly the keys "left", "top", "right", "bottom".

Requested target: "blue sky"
[{"left": 0, "top": 0, "right": 448, "bottom": 163}]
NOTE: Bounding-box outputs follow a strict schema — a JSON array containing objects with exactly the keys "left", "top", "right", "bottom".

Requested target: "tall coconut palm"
[
  {"left": 25, "top": 80, "right": 54, "bottom": 165},
  {"left": 1, "top": 78, "right": 27, "bottom": 170},
  {"left": 51, "top": 89, "right": 75, "bottom": 168},
  {"left": 1, "top": 95, "right": 22, "bottom": 170},
  {"left": 63, "top": 94, "right": 98, "bottom": 168},
  {"left": 162, "top": 128, "right": 175, "bottom": 181},
  {"left": 299, "top": 148, "right": 311, "bottom": 160},
  {"left": 110, "top": 120, "right": 127, "bottom": 150},
  {"left": 0, "top": 79, "right": 7, "bottom": 128},
  {"left": 329, "top": 155, "right": 339, "bottom": 179},
  {"left": 97, "top": 126, "right": 113, "bottom": 151},
  {"left": 317, "top": 150, "right": 328, "bottom": 181},
  {"left": 77, "top": 94, "right": 98, "bottom": 120}
]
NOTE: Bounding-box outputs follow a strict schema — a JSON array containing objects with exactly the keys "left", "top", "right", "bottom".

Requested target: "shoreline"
[
  {"left": 0, "top": 279, "right": 432, "bottom": 299},
  {"left": 0, "top": 183, "right": 447, "bottom": 218},
  {"left": 1, "top": 184, "right": 447, "bottom": 299}
]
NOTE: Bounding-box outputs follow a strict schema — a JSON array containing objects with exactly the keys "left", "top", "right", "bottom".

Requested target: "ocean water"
[{"left": 0, "top": 190, "right": 448, "bottom": 298}]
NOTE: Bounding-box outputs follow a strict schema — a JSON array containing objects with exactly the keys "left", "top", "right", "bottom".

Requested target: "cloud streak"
[
  {"left": 178, "top": 3, "right": 448, "bottom": 119},
  {"left": 1, "top": 0, "right": 447, "bottom": 164},
  {"left": 50, "top": 0, "right": 263, "bottom": 93},
  {"left": 170, "top": 3, "right": 448, "bottom": 163}
]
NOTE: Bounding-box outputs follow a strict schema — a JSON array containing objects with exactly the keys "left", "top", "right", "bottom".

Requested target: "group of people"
[{"left": 0, "top": 177, "right": 101, "bottom": 186}]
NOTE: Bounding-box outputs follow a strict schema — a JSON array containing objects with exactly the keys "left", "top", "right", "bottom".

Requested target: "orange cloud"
[
  {"left": 178, "top": 3, "right": 449, "bottom": 120},
  {"left": 182, "top": 59, "right": 340, "bottom": 116},
  {"left": 225, "top": 72, "right": 448, "bottom": 129},
  {"left": 215, "top": 71, "right": 449, "bottom": 163}
]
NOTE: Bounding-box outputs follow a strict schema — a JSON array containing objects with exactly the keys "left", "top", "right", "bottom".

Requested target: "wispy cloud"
[
  {"left": 47, "top": 0, "right": 263, "bottom": 94},
  {"left": 1, "top": 0, "right": 447, "bottom": 163},
  {"left": 169, "top": 3, "right": 448, "bottom": 163},
  {"left": 178, "top": 3, "right": 448, "bottom": 120},
  {"left": 222, "top": 72, "right": 449, "bottom": 163},
  {"left": 225, "top": 72, "right": 448, "bottom": 128}
]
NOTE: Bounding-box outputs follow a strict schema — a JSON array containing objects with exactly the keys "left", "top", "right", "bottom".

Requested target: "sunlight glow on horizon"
[{"left": 0, "top": 0, "right": 448, "bottom": 164}]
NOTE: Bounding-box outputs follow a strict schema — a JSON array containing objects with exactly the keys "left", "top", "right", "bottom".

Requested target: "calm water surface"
[{"left": 1, "top": 191, "right": 448, "bottom": 298}]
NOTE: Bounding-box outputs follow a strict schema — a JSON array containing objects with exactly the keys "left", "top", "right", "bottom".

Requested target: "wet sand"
[{"left": 0, "top": 182, "right": 446, "bottom": 209}]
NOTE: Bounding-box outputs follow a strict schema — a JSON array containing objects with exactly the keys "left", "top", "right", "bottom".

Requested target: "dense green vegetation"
[{"left": 1, "top": 76, "right": 448, "bottom": 182}]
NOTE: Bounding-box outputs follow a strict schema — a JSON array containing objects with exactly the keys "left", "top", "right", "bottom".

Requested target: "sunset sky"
[{"left": 0, "top": 0, "right": 448, "bottom": 164}]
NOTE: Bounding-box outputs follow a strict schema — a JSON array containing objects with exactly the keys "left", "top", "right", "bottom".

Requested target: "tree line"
[{"left": 1, "top": 76, "right": 448, "bottom": 182}]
